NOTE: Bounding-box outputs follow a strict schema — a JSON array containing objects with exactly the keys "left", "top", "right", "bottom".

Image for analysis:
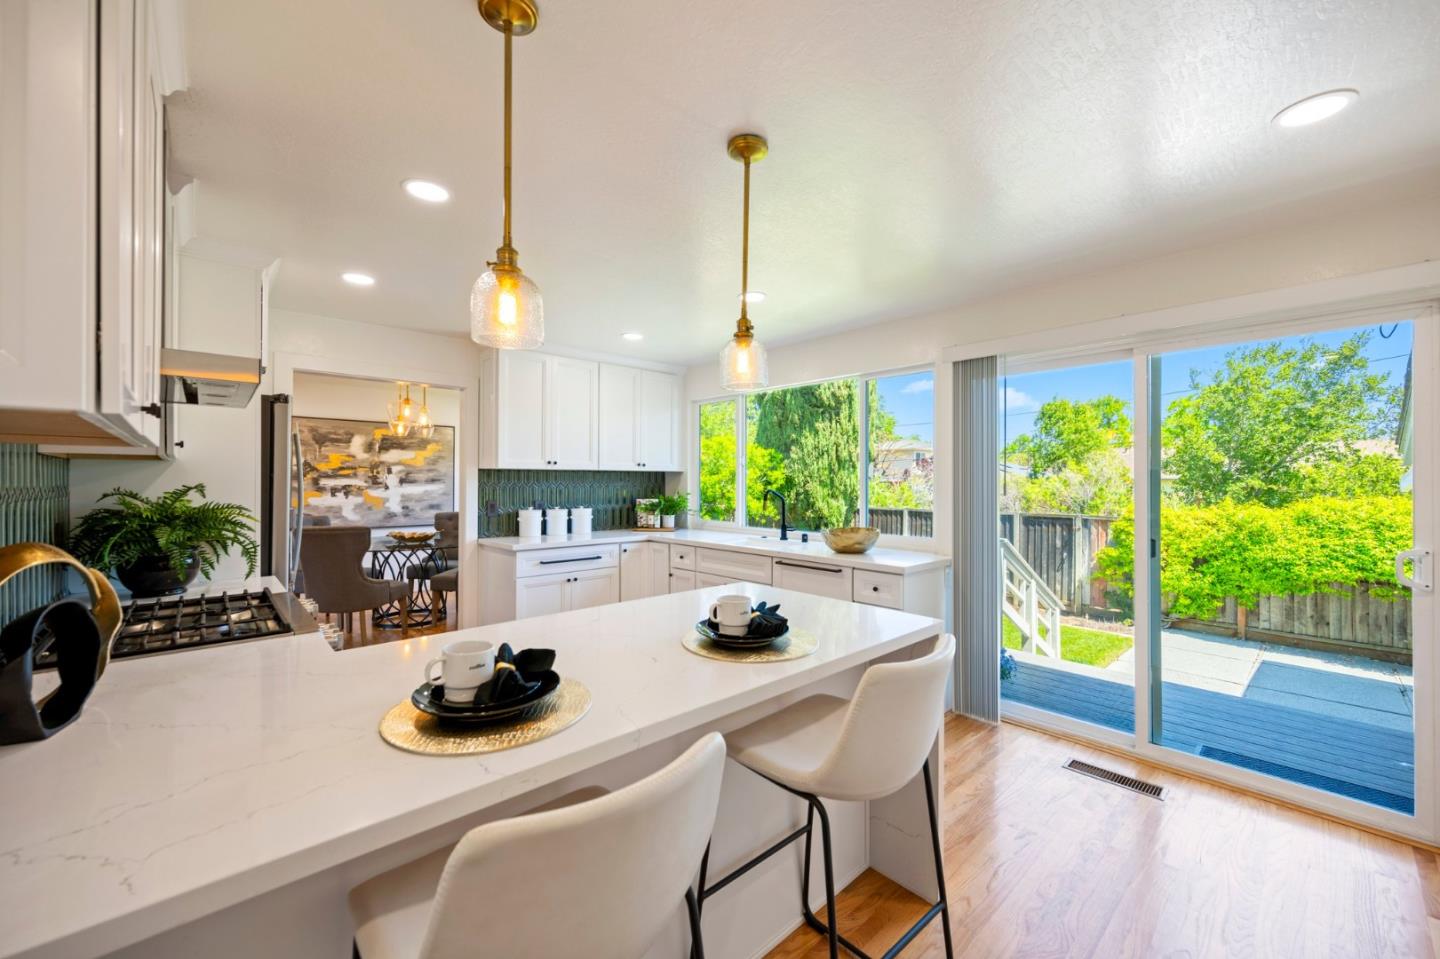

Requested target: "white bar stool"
[
  {"left": 350, "top": 732, "right": 726, "bottom": 959},
  {"left": 695, "top": 634, "right": 956, "bottom": 959}
]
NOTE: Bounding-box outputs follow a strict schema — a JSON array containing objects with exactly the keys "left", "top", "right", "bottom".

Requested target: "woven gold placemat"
[
  {"left": 681, "top": 629, "right": 818, "bottom": 663},
  {"left": 379, "top": 678, "right": 592, "bottom": 756}
]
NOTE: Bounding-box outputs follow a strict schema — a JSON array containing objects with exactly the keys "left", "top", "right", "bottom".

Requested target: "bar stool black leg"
[
  {"left": 923, "top": 760, "right": 955, "bottom": 959},
  {"left": 685, "top": 886, "right": 706, "bottom": 959}
]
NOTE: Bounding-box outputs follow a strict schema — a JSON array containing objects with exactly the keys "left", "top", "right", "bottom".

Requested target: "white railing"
[{"left": 1000, "top": 537, "right": 1063, "bottom": 659}]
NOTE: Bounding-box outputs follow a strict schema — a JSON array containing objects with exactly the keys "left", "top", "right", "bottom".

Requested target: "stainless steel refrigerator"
[{"left": 259, "top": 394, "right": 304, "bottom": 590}]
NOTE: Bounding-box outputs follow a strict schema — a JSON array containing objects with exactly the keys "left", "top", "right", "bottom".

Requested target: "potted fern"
[
  {"left": 657, "top": 491, "right": 689, "bottom": 529},
  {"left": 69, "top": 485, "right": 258, "bottom": 597}
]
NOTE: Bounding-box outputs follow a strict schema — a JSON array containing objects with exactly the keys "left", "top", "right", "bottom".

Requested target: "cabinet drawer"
[
  {"left": 669, "top": 544, "right": 696, "bottom": 570},
  {"left": 854, "top": 570, "right": 904, "bottom": 609},
  {"left": 696, "top": 547, "right": 772, "bottom": 585},
  {"left": 772, "top": 558, "right": 853, "bottom": 600},
  {"left": 516, "top": 544, "right": 619, "bottom": 578}
]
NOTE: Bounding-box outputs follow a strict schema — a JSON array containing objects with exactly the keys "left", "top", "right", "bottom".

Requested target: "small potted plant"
[
  {"left": 658, "top": 491, "right": 689, "bottom": 529},
  {"left": 69, "top": 485, "right": 258, "bottom": 597}
]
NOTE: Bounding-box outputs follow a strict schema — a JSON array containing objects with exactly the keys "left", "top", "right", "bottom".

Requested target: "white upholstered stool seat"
[
  {"left": 350, "top": 787, "right": 608, "bottom": 959},
  {"left": 350, "top": 733, "right": 724, "bottom": 959},
  {"left": 724, "top": 694, "right": 849, "bottom": 796},
  {"left": 696, "top": 635, "right": 957, "bottom": 959}
]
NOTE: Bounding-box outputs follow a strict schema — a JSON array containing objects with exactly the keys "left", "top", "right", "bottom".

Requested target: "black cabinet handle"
[
  {"left": 775, "top": 559, "right": 845, "bottom": 574},
  {"left": 539, "top": 555, "right": 603, "bottom": 565},
  {"left": 872, "top": 585, "right": 880, "bottom": 592}
]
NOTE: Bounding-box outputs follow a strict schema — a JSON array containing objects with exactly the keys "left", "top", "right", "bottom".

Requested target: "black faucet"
[{"left": 764, "top": 488, "right": 793, "bottom": 541}]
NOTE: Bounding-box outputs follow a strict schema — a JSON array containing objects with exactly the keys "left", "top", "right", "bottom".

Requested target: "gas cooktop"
[{"left": 34, "top": 589, "right": 306, "bottom": 669}]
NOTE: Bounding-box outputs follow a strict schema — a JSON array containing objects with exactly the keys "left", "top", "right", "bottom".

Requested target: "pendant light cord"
[
  {"left": 740, "top": 155, "right": 751, "bottom": 326},
  {"left": 502, "top": 23, "right": 513, "bottom": 252}
]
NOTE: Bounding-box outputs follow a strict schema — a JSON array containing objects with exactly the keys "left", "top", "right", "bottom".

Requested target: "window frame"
[{"left": 689, "top": 364, "right": 937, "bottom": 545}]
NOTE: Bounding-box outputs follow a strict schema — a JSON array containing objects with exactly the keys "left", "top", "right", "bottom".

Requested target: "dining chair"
[
  {"left": 299, "top": 525, "right": 410, "bottom": 641},
  {"left": 349, "top": 732, "right": 726, "bottom": 959},
  {"left": 428, "top": 566, "right": 458, "bottom": 627},
  {"left": 693, "top": 634, "right": 957, "bottom": 959}
]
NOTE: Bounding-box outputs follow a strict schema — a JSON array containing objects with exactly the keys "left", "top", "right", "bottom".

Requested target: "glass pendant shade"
[
  {"left": 720, "top": 333, "right": 768, "bottom": 391},
  {"left": 471, "top": 266, "right": 544, "bottom": 349}
]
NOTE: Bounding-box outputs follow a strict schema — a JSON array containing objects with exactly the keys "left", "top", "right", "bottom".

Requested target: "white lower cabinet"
[
  {"left": 696, "top": 572, "right": 734, "bottom": 589},
  {"left": 515, "top": 568, "right": 618, "bottom": 619},
  {"left": 620, "top": 542, "right": 670, "bottom": 601},
  {"left": 771, "top": 558, "right": 853, "bottom": 600},
  {"left": 669, "top": 568, "right": 697, "bottom": 593}
]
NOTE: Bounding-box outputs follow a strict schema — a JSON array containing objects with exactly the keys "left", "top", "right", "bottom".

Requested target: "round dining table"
[{"left": 366, "top": 538, "right": 447, "bottom": 630}]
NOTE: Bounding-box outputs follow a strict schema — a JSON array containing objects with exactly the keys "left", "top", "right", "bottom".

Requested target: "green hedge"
[{"left": 1094, "top": 495, "right": 1412, "bottom": 620}]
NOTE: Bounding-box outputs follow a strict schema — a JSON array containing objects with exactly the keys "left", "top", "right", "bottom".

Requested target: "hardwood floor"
[{"left": 764, "top": 715, "right": 1440, "bottom": 958}]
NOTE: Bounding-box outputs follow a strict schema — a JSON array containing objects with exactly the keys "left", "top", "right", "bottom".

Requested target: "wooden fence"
[
  {"left": 999, "top": 512, "right": 1113, "bottom": 615},
  {"left": 869, "top": 508, "right": 934, "bottom": 538},
  {"left": 999, "top": 510, "right": 1412, "bottom": 659}
]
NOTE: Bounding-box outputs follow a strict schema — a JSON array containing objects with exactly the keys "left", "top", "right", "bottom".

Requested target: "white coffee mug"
[
  {"left": 709, "top": 594, "right": 753, "bottom": 637},
  {"left": 425, "top": 639, "right": 496, "bottom": 704}
]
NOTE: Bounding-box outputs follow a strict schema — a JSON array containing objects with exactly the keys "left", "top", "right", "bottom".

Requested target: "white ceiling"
[{"left": 169, "top": 0, "right": 1440, "bottom": 365}]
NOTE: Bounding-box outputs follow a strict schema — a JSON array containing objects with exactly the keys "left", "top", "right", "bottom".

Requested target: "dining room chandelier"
[
  {"left": 719, "top": 133, "right": 769, "bottom": 390},
  {"left": 470, "top": 0, "right": 544, "bottom": 350}
]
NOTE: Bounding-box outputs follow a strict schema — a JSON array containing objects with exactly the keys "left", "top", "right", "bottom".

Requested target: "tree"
[
  {"left": 750, "top": 380, "right": 860, "bottom": 530},
  {"left": 1006, "top": 395, "right": 1130, "bottom": 476},
  {"left": 1162, "top": 333, "right": 1400, "bottom": 507},
  {"left": 1018, "top": 447, "right": 1131, "bottom": 516},
  {"left": 698, "top": 402, "right": 738, "bottom": 521}
]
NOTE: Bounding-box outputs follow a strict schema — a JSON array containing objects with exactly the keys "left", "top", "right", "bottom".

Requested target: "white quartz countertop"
[
  {"left": 0, "top": 585, "right": 943, "bottom": 959},
  {"left": 476, "top": 528, "right": 951, "bottom": 573}
]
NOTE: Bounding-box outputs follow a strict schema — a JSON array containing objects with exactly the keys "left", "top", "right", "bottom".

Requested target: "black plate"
[
  {"left": 411, "top": 670, "right": 561, "bottom": 724},
  {"left": 695, "top": 619, "right": 788, "bottom": 648}
]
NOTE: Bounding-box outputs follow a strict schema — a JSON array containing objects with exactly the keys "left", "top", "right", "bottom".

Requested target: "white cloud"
[
  {"left": 1003, "top": 386, "right": 1035, "bottom": 409},
  {"left": 901, "top": 378, "right": 934, "bottom": 394}
]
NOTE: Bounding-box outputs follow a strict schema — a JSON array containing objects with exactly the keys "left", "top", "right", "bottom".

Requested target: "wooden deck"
[{"left": 1002, "top": 663, "right": 1414, "bottom": 813}]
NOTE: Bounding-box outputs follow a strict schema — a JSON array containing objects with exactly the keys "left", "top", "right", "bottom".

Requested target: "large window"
[
  {"left": 698, "top": 398, "right": 737, "bottom": 521},
  {"left": 868, "top": 371, "right": 935, "bottom": 536},
  {"left": 695, "top": 368, "right": 935, "bottom": 538}
]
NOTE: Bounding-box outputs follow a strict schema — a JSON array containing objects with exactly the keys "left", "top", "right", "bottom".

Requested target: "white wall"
[{"left": 686, "top": 178, "right": 1440, "bottom": 398}]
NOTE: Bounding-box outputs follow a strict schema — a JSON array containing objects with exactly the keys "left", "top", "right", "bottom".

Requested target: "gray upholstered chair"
[
  {"left": 430, "top": 566, "right": 459, "bottom": 626},
  {"left": 300, "top": 526, "right": 410, "bottom": 642}
]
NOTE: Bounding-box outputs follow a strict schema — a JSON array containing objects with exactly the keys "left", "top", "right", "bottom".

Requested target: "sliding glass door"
[
  {"left": 1146, "top": 315, "right": 1427, "bottom": 816},
  {"left": 994, "top": 303, "right": 1436, "bottom": 836},
  {"left": 998, "top": 357, "right": 1137, "bottom": 734}
]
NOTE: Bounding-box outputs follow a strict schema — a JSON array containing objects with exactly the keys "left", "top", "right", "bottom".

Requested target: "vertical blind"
[{"left": 956, "top": 356, "right": 1000, "bottom": 721}]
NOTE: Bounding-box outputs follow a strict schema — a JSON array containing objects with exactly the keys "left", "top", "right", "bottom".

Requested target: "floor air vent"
[{"left": 1064, "top": 759, "right": 1165, "bottom": 799}]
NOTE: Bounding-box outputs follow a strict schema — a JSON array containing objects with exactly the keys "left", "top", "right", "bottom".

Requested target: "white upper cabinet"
[
  {"left": 547, "top": 356, "right": 598, "bottom": 469},
  {"left": 598, "top": 365, "right": 640, "bottom": 469},
  {"left": 596, "top": 363, "right": 681, "bottom": 471},
  {"left": 0, "top": 0, "right": 179, "bottom": 449},
  {"left": 481, "top": 350, "right": 598, "bottom": 470},
  {"left": 638, "top": 369, "right": 681, "bottom": 470}
]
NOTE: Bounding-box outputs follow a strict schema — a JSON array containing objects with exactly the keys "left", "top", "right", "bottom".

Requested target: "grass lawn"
[{"left": 1002, "top": 618, "right": 1134, "bottom": 669}]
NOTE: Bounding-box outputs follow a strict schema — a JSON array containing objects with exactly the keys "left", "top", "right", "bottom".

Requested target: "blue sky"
[
  {"left": 1001, "top": 319, "right": 1414, "bottom": 449},
  {"left": 875, "top": 371, "right": 935, "bottom": 444}
]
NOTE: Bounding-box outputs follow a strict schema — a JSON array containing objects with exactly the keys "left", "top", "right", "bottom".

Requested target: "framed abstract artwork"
[{"left": 295, "top": 417, "right": 456, "bottom": 528}]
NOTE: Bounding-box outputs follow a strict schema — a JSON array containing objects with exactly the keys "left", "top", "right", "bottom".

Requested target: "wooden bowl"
[
  {"left": 388, "top": 530, "right": 435, "bottom": 544},
  {"left": 822, "top": 527, "right": 879, "bottom": 553}
]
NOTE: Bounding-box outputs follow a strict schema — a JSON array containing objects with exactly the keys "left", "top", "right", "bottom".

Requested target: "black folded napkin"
[
  {"left": 472, "top": 643, "right": 556, "bottom": 706},
  {"left": 706, "top": 601, "right": 788, "bottom": 640}
]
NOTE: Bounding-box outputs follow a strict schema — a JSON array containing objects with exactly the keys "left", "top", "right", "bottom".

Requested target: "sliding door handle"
[{"left": 1395, "top": 548, "right": 1432, "bottom": 592}]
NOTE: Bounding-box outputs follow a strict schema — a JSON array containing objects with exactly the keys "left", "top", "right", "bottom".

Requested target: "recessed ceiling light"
[
  {"left": 341, "top": 272, "right": 376, "bottom": 287},
  {"left": 622, "top": 332, "right": 644, "bottom": 341},
  {"left": 739, "top": 291, "right": 766, "bottom": 304},
  {"left": 1273, "top": 89, "right": 1358, "bottom": 128},
  {"left": 403, "top": 179, "right": 451, "bottom": 203}
]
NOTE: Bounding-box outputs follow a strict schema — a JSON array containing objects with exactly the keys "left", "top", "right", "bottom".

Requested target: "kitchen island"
[{"left": 0, "top": 584, "right": 946, "bottom": 959}]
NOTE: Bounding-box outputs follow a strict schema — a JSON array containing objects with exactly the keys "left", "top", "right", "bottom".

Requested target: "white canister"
[
  {"left": 570, "top": 507, "right": 593, "bottom": 537},
  {"left": 517, "top": 508, "right": 542, "bottom": 538},
  {"left": 544, "top": 508, "right": 569, "bottom": 536}
]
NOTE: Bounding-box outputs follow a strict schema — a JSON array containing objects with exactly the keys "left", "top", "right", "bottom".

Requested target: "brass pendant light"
[
  {"left": 470, "top": 0, "right": 544, "bottom": 350},
  {"left": 720, "top": 133, "right": 769, "bottom": 390}
]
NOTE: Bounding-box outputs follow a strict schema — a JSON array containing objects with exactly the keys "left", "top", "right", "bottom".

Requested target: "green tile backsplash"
[
  {"left": 478, "top": 469, "right": 666, "bottom": 536},
  {"left": 0, "top": 444, "right": 71, "bottom": 625}
]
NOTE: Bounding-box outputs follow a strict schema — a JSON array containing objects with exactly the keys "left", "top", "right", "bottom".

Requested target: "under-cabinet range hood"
[{"left": 159, "top": 348, "right": 262, "bottom": 407}]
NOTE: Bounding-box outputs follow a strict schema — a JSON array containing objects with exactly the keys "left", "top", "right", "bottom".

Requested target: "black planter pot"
[{"left": 116, "top": 553, "right": 201, "bottom": 598}]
